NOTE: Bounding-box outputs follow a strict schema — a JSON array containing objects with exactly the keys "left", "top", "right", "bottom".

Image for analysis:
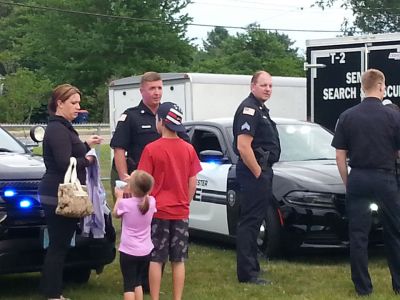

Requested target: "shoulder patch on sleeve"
[
  {"left": 241, "top": 122, "right": 251, "bottom": 131},
  {"left": 243, "top": 107, "right": 255, "bottom": 116},
  {"left": 118, "top": 114, "right": 127, "bottom": 122}
]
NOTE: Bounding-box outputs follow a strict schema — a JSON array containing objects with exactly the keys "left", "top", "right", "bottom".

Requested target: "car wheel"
[
  {"left": 63, "top": 267, "right": 91, "bottom": 284},
  {"left": 257, "top": 205, "right": 282, "bottom": 258}
]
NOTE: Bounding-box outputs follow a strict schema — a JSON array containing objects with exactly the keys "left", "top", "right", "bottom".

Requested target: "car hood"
[
  {"left": 273, "top": 160, "right": 345, "bottom": 195},
  {"left": 0, "top": 152, "right": 45, "bottom": 180}
]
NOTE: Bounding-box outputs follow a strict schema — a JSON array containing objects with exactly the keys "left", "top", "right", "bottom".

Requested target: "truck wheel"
[
  {"left": 63, "top": 267, "right": 91, "bottom": 284},
  {"left": 257, "top": 205, "right": 282, "bottom": 259}
]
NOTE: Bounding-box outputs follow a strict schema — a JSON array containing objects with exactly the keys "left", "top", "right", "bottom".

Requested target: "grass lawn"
[{"left": 1, "top": 145, "right": 397, "bottom": 299}]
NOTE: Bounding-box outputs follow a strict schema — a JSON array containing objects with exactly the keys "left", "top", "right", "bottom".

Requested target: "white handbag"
[{"left": 56, "top": 157, "right": 94, "bottom": 218}]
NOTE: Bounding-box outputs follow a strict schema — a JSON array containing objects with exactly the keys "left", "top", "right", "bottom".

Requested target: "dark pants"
[
  {"left": 40, "top": 203, "right": 78, "bottom": 298},
  {"left": 347, "top": 168, "right": 400, "bottom": 295},
  {"left": 236, "top": 162, "right": 273, "bottom": 282}
]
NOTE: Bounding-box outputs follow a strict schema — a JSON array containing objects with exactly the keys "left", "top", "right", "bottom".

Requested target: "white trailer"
[{"left": 108, "top": 73, "right": 306, "bottom": 133}]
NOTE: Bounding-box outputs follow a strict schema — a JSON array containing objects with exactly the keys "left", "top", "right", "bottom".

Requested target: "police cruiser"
[
  {"left": 185, "top": 118, "right": 382, "bottom": 257},
  {"left": 0, "top": 125, "right": 115, "bottom": 283}
]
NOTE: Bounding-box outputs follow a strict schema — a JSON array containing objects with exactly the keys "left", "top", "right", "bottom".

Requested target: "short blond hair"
[
  {"left": 361, "top": 69, "right": 385, "bottom": 92},
  {"left": 140, "top": 71, "right": 161, "bottom": 86}
]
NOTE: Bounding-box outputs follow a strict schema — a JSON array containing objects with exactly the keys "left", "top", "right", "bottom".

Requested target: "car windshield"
[
  {"left": 0, "top": 127, "right": 27, "bottom": 154},
  {"left": 226, "top": 122, "right": 336, "bottom": 162},
  {"left": 277, "top": 124, "right": 336, "bottom": 161}
]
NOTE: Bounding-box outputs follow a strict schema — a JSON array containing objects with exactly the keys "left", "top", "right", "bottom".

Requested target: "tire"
[
  {"left": 63, "top": 267, "right": 91, "bottom": 284},
  {"left": 257, "top": 205, "right": 282, "bottom": 258}
]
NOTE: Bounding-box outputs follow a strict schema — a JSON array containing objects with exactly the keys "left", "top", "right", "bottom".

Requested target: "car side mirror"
[{"left": 30, "top": 125, "right": 45, "bottom": 143}]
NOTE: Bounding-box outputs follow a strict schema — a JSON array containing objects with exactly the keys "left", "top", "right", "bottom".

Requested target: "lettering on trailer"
[
  {"left": 386, "top": 85, "right": 400, "bottom": 98},
  {"left": 323, "top": 71, "right": 361, "bottom": 100}
]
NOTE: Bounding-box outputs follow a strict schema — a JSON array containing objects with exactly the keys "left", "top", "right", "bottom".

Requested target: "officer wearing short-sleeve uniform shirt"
[
  {"left": 233, "top": 71, "right": 280, "bottom": 285},
  {"left": 111, "top": 100, "right": 160, "bottom": 174},
  {"left": 110, "top": 72, "right": 189, "bottom": 198},
  {"left": 332, "top": 69, "right": 400, "bottom": 296}
]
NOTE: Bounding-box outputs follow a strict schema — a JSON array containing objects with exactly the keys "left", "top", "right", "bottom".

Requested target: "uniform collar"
[
  {"left": 362, "top": 97, "right": 383, "bottom": 105},
  {"left": 138, "top": 100, "right": 157, "bottom": 116},
  {"left": 249, "top": 93, "right": 269, "bottom": 112}
]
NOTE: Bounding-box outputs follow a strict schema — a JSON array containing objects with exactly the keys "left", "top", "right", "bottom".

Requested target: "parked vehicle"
[
  {"left": 0, "top": 125, "right": 116, "bottom": 283},
  {"left": 185, "top": 118, "right": 383, "bottom": 257},
  {"left": 305, "top": 33, "right": 400, "bottom": 131}
]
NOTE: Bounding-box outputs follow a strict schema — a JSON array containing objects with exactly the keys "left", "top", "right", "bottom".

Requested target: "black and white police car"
[
  {"left": 186, "top": 118, "right": 382, "bottom": 257},
  {"left": 0, "top": 125, "right": 115, "bottom": 283}
]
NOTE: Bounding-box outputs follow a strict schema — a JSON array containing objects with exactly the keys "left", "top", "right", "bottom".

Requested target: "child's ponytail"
[{"left": 138, "top": 195, "right": 150, "bottom": 214}]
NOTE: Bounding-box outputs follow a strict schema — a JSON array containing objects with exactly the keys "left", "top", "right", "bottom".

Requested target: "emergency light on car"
[
  {"left": 19, "top": 199, "right": 33, "bottom": 209},
  {"left": 3, "top": 189, "right": 16, "bottom": 198}
]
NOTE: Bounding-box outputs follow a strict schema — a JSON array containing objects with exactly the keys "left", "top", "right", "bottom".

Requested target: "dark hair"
[
  {"left": 48, "top": 84, "right": 81, "bottom": 115},
  {"left": 129, "top": 170, "right": 154, "bottom": 214},
  {"left": 140, "top": 71, "right": 161, "bottom": 86}
]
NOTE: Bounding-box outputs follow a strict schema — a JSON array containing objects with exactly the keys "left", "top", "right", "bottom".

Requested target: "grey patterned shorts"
[{"left": 150, "top": 218, "right": 189, "bottom": 263}]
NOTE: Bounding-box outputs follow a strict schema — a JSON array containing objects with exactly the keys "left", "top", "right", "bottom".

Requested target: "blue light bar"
[
  {"left": 19, "top": 199, "right": 33, "bottom": 208},
  {"left": 4, "top": 189, "right": 16, "bottom": 197}
]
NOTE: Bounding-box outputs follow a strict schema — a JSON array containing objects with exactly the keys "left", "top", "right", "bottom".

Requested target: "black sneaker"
[{"left": 246, "top": 277, "right": 272, "bottom": 286}]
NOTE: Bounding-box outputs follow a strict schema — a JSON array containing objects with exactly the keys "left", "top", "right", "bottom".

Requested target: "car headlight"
[{"left": 284, "top": 191, "right": 336, "bottom": 208}]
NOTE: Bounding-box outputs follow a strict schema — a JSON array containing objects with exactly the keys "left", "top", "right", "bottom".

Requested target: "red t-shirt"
[{"left": 138, "top": 137, "right": 202, "bottom": 219}]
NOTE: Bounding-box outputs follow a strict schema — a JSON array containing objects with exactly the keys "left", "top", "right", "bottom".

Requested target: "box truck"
[
  {"left": 305, "top": 33, "right": 400, "bottom": 131},
  {"left": 108, "top": 73, "right": 306, "bottom": 132}
]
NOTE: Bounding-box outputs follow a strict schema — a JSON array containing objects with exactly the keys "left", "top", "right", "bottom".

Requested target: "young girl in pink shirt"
[{"left": 113, "top": 170, "right": 156, "bottom": 300}]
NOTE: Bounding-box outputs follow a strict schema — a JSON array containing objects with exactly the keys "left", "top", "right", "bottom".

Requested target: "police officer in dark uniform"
[
  {"left": 110, "top": 72, "right": 189, "bottom": 190},
  {"left": 233, "top": 70, "right": 281, "bottom": 285},
  {"left": 332, "top": 69, "right": 400, "bottom": 296},
  {"left": 110, "top": 72, "right": 163, "bottom": 195}
]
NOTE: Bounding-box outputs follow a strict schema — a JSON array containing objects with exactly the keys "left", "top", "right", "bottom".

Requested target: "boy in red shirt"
[{"left": 138, "top": 102, "right": 202, "bottom": 300}]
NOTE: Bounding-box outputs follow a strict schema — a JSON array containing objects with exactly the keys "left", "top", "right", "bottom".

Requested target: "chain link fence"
[{"left": 1, "top": 123, "right": 111, "bottom": 144}]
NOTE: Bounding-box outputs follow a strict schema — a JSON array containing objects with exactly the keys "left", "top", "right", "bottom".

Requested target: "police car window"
[
  {"left": 191, "top": 130, "right": 222, "bottom": 156},
  {"left": 277, "top": 124, "right": 335, "bottom": 161},
  {"left": 0, "top": 127, "right": 27, "bottom": 154}
]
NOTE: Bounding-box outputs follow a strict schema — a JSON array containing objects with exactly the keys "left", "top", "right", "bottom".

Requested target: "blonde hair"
[
  {"left": 140, "top": 71, "right": 161, "bottom": 86},
  {"left": 361, "top": 69, "right": 385, "bottom": 92},
  {"left": 128, "top": 170, "right": 154, "bottom": 214}
]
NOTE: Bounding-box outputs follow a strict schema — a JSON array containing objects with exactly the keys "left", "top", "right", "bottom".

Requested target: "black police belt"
[{"left": 254, "top": 147, "right": 271, "bottom": 171}]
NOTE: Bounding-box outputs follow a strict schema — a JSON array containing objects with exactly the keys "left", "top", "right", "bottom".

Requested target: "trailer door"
[
  {"left": 309, "top": 47, "right": 364, "bottom": 131},
  {"left": 368, "top": 45, "right": 400, "bottom": 104}
]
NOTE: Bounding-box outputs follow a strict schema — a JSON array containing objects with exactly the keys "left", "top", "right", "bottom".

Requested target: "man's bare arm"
[
  {"left": 114, "top": 148, "right": 130, "bottom": 180},
  {"left": 336, "top": 149, "right": 348, "bottom": 186},
  {"left": 237, "top": 134, "right": 261, "bottom": 178}
]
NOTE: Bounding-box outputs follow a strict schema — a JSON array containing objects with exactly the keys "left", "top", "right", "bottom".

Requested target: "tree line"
[{"left": 0, "top": 0, "right": 396, "bottom": 123}]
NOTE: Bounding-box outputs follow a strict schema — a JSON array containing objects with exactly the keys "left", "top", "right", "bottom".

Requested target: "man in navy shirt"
[
  {"left": 332, "top": 69, "right": 400, "bottom": 296},
  {"left": 233, "top": 70, "right": 281, "bottom": 285}
]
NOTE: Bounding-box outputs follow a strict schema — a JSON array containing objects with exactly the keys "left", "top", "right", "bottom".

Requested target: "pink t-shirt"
[{"left": 116, "top": 196, "right": 156, "bottom": 256}]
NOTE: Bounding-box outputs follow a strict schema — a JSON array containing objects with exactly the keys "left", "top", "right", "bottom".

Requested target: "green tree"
[
  {"left": 192, "top": 24, "right": 304, "bottom": 77},
  {"left": 314, "top": 0, "right": 400, "bottom": 33},
  {"left": 0, "top": 69, "right": 52, "bottom": 123},
  {"left": 0, "top": 0, "right": 194, "bottom": 121}
]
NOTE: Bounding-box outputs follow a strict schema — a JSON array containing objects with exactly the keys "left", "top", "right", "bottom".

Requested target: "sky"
[{"left": 182, "top": 0, "right": 354, "bottom": 56}]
